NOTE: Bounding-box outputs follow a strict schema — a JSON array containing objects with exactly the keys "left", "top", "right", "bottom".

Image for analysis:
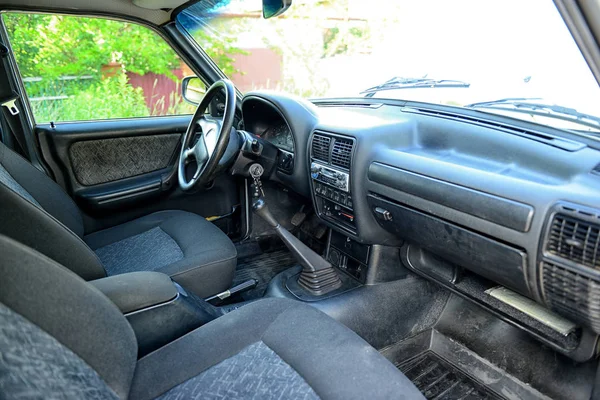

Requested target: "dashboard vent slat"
[
  {"left": 331, "top": 138, "right": 354, "bottom": 169},
  {"left": 312, "top": 134, "right": 331, "bottom": 162},
  {"left": 547, "top": 214, "right": 600, "bottom": 269}
]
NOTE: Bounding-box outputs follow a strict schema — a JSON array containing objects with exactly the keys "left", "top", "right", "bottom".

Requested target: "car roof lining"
[{"left": 0, "top": 0, "right": 190, "bottom": 25}]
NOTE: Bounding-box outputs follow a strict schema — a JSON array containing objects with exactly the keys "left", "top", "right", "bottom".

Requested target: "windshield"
[{"left": 176, "top": 0, "right": 600, "bottom": 133}]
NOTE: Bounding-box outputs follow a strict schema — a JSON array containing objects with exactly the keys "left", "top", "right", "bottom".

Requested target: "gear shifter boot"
[{"left": 252, "top": 192, "right": 341, "bottom": 296}]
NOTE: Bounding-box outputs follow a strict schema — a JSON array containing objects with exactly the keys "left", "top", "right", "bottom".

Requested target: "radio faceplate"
[{"left": 311, "top": 161, "right": 350, "bottom": 192}]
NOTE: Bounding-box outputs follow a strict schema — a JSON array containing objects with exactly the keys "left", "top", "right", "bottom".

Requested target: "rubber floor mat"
[
  {"left": 398, "top": 351, "right": 504, "bottom": 400},
  {"left": 233, "top": 249, "right": 296, "bottom": 300}
]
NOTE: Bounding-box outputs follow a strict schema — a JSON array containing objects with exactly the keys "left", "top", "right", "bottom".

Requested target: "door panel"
[
  {"left": 69, "top": 133, "right": 181, "bottom": 186},
  {"left": 36, "top": 116, "right": 241, "bottom": 235}
]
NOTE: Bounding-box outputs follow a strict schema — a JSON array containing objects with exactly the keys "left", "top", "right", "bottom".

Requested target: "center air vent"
[
  {"left": 546, "top": 214, "right": 600, "bottom": 269},
  {"left": 311, "top": 132, "right": 355, "bottom": 170},
  {"left": 331, "top": 138, "right": 354, "bottom": 169},
  {"left": 312, "top": 134, "right": 331, "bottom": 162}
]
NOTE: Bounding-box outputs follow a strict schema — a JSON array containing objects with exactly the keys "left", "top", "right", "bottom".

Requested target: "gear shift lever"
[{"left": 249, "top": 164, "right": 342, "bottom": 296}]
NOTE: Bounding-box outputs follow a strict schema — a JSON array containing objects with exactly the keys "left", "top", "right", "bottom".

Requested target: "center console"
[
  {"left": 90, "top": 272, "right": 221, "bottom": 357},
  {"left": 326, "top": 231, "right": 369, "bottom": 283},
  {"left": 310, "top": 132, "right": 356, "bottom": 234}
]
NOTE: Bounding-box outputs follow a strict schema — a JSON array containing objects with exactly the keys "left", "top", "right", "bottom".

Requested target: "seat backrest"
[
  {"left": 0, "top": 142, "right": 106, "bottom": 280},
  {"left": 0, "top": 235, "right": 137, "bottom": 399}
]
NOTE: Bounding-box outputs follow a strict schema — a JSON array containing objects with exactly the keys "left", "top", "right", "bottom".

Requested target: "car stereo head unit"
[{"left": 311, "top": 161, "right": 349, "bottom": 192}]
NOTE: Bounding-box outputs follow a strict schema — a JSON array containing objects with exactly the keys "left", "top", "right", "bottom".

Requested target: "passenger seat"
[{"left": 0, "top": 235, "right": 423, "bottom": 399}]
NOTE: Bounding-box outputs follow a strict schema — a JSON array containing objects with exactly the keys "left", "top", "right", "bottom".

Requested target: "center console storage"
[
  {"left": 327, "top": 231, "right": 369, "bottom": 283},
  {"left": 90, "top": 272, "right": 221, "bottom": 357},
  {"left": 325, "top": 230, "right": 410, "bottom": 285}
]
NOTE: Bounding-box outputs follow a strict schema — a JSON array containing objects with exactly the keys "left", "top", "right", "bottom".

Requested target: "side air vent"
[
  {"left": 331, "top": 138, "right": 354, "bottom": 169},
  {"left": 547, "top": 214, "right": 600, "bottom": 269},
  {"left": 312, "top": 134, "right": 331, "bottom": 162},
  {"left": 540, "top": 203, "right": 600, "bottom": 334},
  {"left": 592, "top": 162, "right": 600, "bottom": 176},
  {"left": 542, "top": 262, "right": 600, "bottom": 333}
]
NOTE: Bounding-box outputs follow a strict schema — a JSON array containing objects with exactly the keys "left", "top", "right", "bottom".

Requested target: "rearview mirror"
[
  {"left": 263, "top": 0, "right": 292, "bottom": 19},
  {"left": 181, "top": 76, "right": 206, "bottom": 105}
]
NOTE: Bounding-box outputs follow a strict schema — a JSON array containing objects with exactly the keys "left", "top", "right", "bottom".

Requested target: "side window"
[{"left": 2, "top": 13, "right": 198, "bottom": 123}]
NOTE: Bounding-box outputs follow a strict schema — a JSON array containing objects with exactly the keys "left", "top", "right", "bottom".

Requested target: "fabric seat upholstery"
[
  {"left": 0, "top": 235, "right": 424, "bottom": 400},
  {"left": 0, "top": 141, "right": 236, "bottom": 297},
  {"left": 85, "top": 210, "right": 237, "bottom": 297}
]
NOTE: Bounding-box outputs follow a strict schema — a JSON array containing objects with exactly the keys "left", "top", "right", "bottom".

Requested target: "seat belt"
[{"left": 0, "top": 41, "right": 29, "bottom": 157}]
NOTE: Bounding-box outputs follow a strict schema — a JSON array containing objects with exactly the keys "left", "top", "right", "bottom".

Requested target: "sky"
[{"left": 195, "top": 0, "right": 600, "bottom": 116}]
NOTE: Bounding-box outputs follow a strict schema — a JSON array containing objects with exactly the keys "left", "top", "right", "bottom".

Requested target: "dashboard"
[
  {"left": 242, "top": 97, "right": 294, "bottom": 153},
  {"left": 241, "top": 90, "right": 600, "bottom": 354}
]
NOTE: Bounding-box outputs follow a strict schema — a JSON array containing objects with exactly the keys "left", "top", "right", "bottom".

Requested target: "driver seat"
[{"left": 0, "top": 141, "right": 237, "bottom": 297}]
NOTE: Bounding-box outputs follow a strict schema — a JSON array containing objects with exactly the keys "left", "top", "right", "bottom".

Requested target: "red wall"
[
  {"left": 229, "top": 48, "right": 283, "bottom": 92},
  {"left": 125, "top": 48, "right": 282, "bottom": 115}
]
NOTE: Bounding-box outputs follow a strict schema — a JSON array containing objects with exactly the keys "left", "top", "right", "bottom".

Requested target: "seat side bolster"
[
  {"left": 0, "top": 186, "right": 106, "bottom": 280},
  {"left": 0, "top": 235, "right": 137, "bottom": 399},
  {"left": 262, "top": 303, "right": 425, "bottom": 399},
  {"left": 0, "top": 142, "right": 84, "bottom": 236}
]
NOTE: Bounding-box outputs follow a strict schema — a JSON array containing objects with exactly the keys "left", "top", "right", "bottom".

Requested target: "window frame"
[{"left": 0, "top": 9, "right": 215, "bottom": 125}]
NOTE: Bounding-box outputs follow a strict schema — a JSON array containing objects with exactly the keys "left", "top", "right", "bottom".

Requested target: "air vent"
[
  {"left": 592, "top": 163, "right": 600, "bottom": 176},
  {"left": 331, "top": 138, "right": 354, "bottom": 169},
  {"left": 542, "top": 262, "right": 600, "bottom": 333},
  {"left": 546, "top": 214, "right": 600, "bottom": 269},
  {"left": 312, "top": 134, "right": 331, "bottom": 162}
]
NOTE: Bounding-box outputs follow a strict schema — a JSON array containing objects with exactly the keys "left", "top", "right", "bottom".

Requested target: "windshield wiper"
[
  {"left": 360, "top": 77, "right": 470, "bottom": 98},
  {"left": 465, "top": 97, "right": 600, "bottom": 131}
]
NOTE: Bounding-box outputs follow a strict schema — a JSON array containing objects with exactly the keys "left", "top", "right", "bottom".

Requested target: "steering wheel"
[{"left": 178, "top": 79, "right": 236, "bottom": 191}]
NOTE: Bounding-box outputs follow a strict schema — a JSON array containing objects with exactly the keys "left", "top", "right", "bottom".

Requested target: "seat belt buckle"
[{"left": 1, "top": 98, "right": 19, "bottom": 116}]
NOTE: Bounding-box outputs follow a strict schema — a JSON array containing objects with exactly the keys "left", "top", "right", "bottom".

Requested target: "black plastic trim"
[
  {"left": 311, "top": 97, "right": 596, "bottom": 150},
  {"left": 368, "top": 162, "right": 535, "bottom": 232},
  {"left": 368, "top": 193, "right": 530, "bottom": 295}
]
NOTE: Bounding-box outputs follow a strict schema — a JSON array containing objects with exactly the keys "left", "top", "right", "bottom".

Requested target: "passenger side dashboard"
[
  {"left": 244, "top": 91, "right": 600, "bottom": 357},
  {"left": 310, "top": 100, "right": 600, "bottom": 352}
]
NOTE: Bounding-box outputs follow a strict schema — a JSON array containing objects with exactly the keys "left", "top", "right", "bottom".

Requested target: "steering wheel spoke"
[
  {"left": 198, "top": 115, "right": 223, "bottom": 158},
  {"left": 183, "top": 146, "right": 195, "bottom": 162},
  {"left": 178, "top": 79, "right": 236, "bottom": 191}
]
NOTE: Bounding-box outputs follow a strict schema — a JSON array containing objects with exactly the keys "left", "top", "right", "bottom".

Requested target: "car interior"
[{"left": 2, "top": 0, "right": 600, "bottom": 399}]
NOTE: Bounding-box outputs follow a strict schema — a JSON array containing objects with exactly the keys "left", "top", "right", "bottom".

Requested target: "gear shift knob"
[{"left": 252, "top": 197, "right": 279, "bottom": 228}]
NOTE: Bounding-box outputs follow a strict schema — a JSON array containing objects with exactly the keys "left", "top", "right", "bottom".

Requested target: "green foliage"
[
  {"left": 33, "top": 72, "right": 149, "bottom": 122},
  {"left": 323, "top": 26, "right": 369, "bottom": 57},
  {"left": 2, "top": 12, "right": 246, "bottom": 122},
  {"left": 4, "top": 12, "right": 247, "bottom": 81},
  {"left": 3, "top": 13, "right": 180, "bottom": 80},
  {"left": 186, "top": 22, "right": 248, "bottom": 77}
]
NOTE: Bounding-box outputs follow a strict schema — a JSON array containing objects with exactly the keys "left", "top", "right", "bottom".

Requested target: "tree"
[{"left": 3, "top": 13, "right": 245, "bottom": 80}]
